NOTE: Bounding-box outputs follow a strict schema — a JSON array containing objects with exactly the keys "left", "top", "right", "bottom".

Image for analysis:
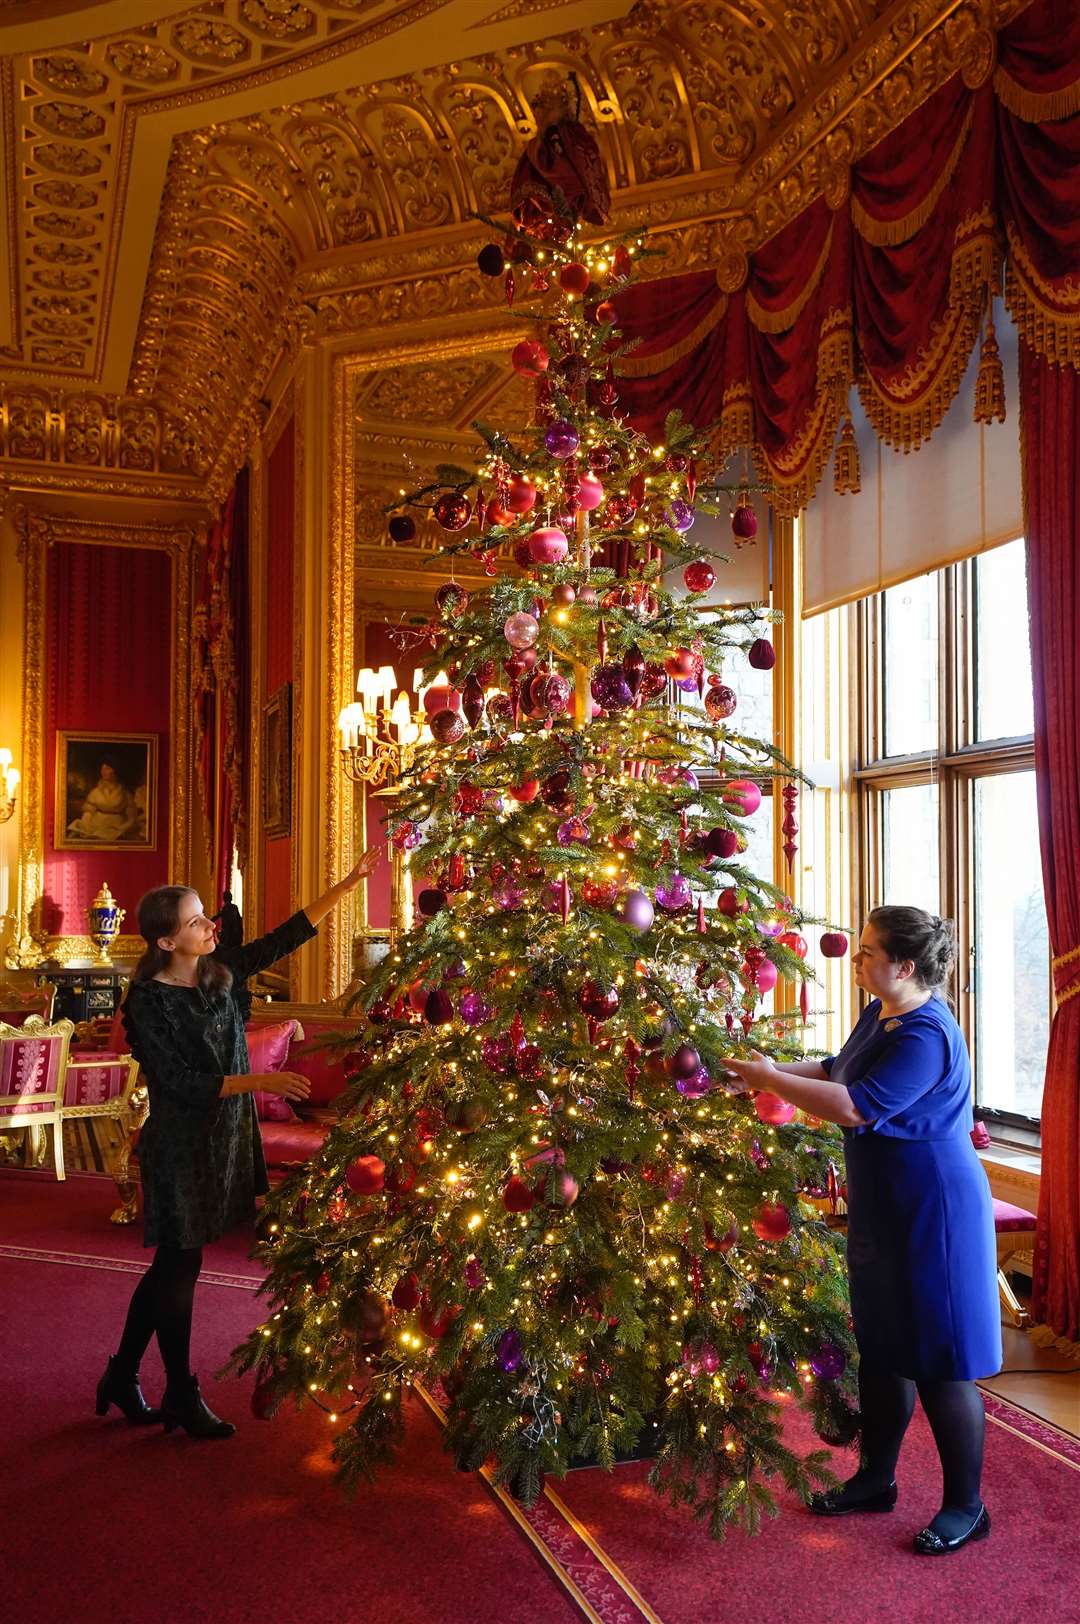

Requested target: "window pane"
[
  {"left": 881, "top": 783, "right": 940, "bottom": 913},
  {"left": 974, "top": 772, "right": 1048, "bottom": 1119},
  {"left": 975, "top": 540, "right": 1034, "bottom": 741},
  {"left": 883, "top": 574, "right": 939, "bottom": 757}
]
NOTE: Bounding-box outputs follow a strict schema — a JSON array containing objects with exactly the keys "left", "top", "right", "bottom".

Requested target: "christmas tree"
[{"left": 234, "top": 182, "right": 858, "bottom": 1538}]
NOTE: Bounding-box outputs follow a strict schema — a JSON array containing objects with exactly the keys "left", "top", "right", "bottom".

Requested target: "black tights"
[
  {"left": 848, "top": 1361, "right": 986, "bottom": 1536},
  {"left": 115, "top": 1245, "right": 203, "bottom": 1390}
]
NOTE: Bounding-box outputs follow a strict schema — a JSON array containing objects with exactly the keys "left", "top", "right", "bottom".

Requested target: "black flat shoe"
[
  {"left": 809, "top": 1481, "right": 898, "bottom": 1517},
  {"left": 912, "top": 1504, "right": 990, "bottom": 1554},
  {"left": 160, "top": 1374, "right": 235, "bottom": 1439},
  {"left": 95, "top": 1355, "right": 161, "bottom": 1424}
]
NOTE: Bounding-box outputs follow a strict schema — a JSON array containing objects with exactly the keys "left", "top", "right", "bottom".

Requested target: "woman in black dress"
[{"left": 95, "top": 852, "right": 377, "bottom": 1439}]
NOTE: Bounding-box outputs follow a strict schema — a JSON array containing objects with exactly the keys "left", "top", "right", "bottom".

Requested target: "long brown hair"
[{"left": 130, "top": 885, "right": 232, "bottom": 997}]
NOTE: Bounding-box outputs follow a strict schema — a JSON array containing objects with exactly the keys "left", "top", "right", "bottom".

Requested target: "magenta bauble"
[
  {"left": 747, "top": 959, "right": 778, "bottom": 993},
  {"left": 621, "top": 889, "right": 654, "bottom": 932},
  {"left": 503, "top": 611, "right": 539, "bottom": 650},
  {"left": 545, "top": 420, "right": 580, "bottom": 459},
  {"left": 810, "top": 1342, "right": 848, "bottom": 1381},
  {"left": 667, "top": 1043, "right": 701, "bottom": 1080},
  {"left": 548, "top": 1172, "right": 579, "bottom": 1207},
  {"left": 725, "top": 779, "right": 762, "bottom": 816},
  {"left": 424, "top": 988, "right": 454, "bottom": 1025},
  {"left": 459, "top": 991, "right": 493, "bottom": 1026},
  {"left": 346, "top": 1155, "right": 385, "bottom": 1195},
  {"left": 676, "top": 1067, "right": 712, "bottom": 1099},
  {"left": 655, "top": 872, "right": 692, "bottom": 912},
  {"left": 591, "top": 663, "right": 634, "bottom": 711},
  {"left": 748, "top": 638, "right": 776, "bottom": 671},
  {"left": 528, "top": 525, "right": 569, "bottom": 565},
  {"left": 577, "top": 472, "right": 605, "bottom": 510},
  {"left": 551, "top": 581, "right": 577, "bottom": 606},
  {"left": 683, "top": 559, "right": 715, "bottom": 594},
  {"left": 511, "top": 339, "right": 549, "bottom": 377},
  {"left": 820, "top": 931, "right": 850, "bottom": 958},
  {"left": 754, "top": 1091, "right": 796, "bottom": 1125},
  {"left": 751, "top": 1200, "right": 791, "bottom": 1241}
]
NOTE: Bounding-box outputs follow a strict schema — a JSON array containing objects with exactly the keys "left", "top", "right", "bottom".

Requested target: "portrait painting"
[
  {"left": 262, "top": 682, "right": 292, "bottom": 838},
  {"left": 55, "top": 732, "right": 158, "bottom": 852}
]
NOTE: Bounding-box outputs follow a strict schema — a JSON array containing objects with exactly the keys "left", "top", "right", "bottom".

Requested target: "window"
[{"left": 856, "top": 537, "right": 1049, "bottom": 1133}]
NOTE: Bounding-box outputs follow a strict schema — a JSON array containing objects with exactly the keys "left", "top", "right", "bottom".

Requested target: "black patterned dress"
[{"left": 122, "top": 910, "right": 317, "bottom": 1250}]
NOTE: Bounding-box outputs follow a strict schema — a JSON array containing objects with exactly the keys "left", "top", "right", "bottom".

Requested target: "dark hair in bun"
[{"left": 868, "top": 906, "right": 956, "bottom": 992}]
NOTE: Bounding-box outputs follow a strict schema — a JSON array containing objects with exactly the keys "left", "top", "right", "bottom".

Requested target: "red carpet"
[
  {"left": 555, "top": 1397, "right": 1080, "bottom": 1624},
  {"left": 0, "top": 1174, "right": 580, "bottom": 1624}
]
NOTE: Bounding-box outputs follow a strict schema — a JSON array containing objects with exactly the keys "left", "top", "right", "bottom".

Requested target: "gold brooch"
[{"left": 884, "top": 1018, "right": 902, "bottom": 1032}]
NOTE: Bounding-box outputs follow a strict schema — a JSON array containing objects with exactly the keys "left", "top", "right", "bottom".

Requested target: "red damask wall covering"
[
  {"left": 263, "top": 417, "right": 295, "bottom": 930},
  {"left": 42, "top": 542, "right": 172, "bottom": 935}
]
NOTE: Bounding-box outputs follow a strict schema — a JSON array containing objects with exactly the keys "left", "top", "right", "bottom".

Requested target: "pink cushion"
[
  {"left": 63, "top": 1056, "right": 131, "bottom": 1107},
  {"left": 992, "top": 1197, "right": 1037, "bottom": 1233},
  {"left": 246, "top": 1020, "right": 299, "bottom": 1121},
  {"left": 259, "top": 1118, "right": 330, "bottom": 1165},
  {"left": 1, "top": 1033, "right": 65, "bottom": 1114}
]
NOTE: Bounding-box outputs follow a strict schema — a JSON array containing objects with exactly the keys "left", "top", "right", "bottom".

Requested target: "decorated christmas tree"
[{"left": 234, "top": 125, "right": 858, "bottom": 1536}]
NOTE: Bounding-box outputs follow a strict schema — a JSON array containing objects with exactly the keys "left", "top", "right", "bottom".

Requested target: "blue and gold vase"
[{"left": 87, "top": 882, "right": 125, "bottom": 966}]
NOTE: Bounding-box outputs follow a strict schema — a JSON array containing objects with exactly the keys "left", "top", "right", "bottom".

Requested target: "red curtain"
[{"left": 611, "top": 0, "right": 1080, "bottom": 1343}]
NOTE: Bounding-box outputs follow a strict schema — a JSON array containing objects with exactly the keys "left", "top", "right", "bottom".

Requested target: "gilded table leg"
[{"left": 109, "top": 1086, "right": 148, "bottom": 1225}]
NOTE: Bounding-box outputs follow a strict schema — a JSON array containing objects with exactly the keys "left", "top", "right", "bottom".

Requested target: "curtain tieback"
[{"left": 1051, "top": 944, "right": 1080, "bottom": 1003}]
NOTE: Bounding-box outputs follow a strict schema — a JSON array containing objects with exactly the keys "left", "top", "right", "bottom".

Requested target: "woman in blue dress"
[{"left": 727, "top": 906, "right": 1001, "bottom": 1555}]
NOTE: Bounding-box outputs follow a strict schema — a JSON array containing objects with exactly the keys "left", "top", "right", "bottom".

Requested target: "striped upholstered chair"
[
  {"left": 60, "top": 1049, "right": 146, "bottom": 1223},
  {"left": 0, "top": 1017, "right": 74, "bottom": 1179}
]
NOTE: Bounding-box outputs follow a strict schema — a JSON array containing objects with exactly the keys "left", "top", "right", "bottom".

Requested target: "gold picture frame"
[
  {"left": 54, "top": 731, "right": 158, "bottom": 853},
  {"left": 262, "top": 682, "right": 292, "bottom": 838}
]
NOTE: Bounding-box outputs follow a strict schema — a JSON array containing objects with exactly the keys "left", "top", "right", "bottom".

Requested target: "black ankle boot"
[
  {"left": 96, "top": 1355, "right": 161, "bottom": 1424},
  {"left": 160, "top": 1375, "right": 235, "bottom": 1439}
]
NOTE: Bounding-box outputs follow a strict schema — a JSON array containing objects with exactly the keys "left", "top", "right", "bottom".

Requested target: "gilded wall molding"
[{"left": 7, "top": 504, "right": 194, "bottom": 968}]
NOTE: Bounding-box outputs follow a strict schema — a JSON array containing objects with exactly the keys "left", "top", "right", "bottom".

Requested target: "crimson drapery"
[{"left": 614, "top": 0, "right": 1080, "bottom": 1342}]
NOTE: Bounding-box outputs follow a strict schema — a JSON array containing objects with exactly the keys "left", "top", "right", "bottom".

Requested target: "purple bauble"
[
  {"left": 493, "top": 881, "right": 525, "bottom": 911},
  {"left": 621, "top": 889, "right": 654, "bottom": 932},
  {"left": 504, "top": 611, "right": 539, "bottom": 650},
  {"left": 810, "top": 1342, "right": 847, "bottom": 1381},
  {"left": 481, "top": 1034, "right": 512, "bottom": 1073},
  {"left": 655, "top": 872, "right": 692, "bottom": 912},
  {"left": 677, "top": 675, "right": 698, "bottom": 692},
  {"left": 540, "top": 880, "right": 564, "bottom": 914},
  {"left": 681, "top": 1337, "right": 721, "bottom": 1376},
  {"left": 557, "top": 815, "right": 590, "bottom": 847},
  {"left": 545, "top": 419, "right": 580, "bottom": 459},
  {"left": 665, "top": 498, "right": 696, "bottom": 533},
  {"left": 460, "top": 991, "right": 493, "bottom": 1026},
  {"left": 676, "top": 1066, "right": 712, "bottom": 1099},
  {"left": 464, "top": 1257, "right": 487, "bottom": 1290},
  {"left": 495, "top": 1328, "right": 524, "bottom": 1373},
  {"left": 591, "top": 663, "right": 635, "bottom": 711}
]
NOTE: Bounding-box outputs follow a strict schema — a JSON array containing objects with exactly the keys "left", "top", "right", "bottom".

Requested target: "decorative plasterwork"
[{"left": 7, "top": 505, "right": 195, "bottom": 969}]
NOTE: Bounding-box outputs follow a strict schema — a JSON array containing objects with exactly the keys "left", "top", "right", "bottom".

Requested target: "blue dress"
[{"left": 824, "top": 997, "right": 1002, "bottom": 1382}]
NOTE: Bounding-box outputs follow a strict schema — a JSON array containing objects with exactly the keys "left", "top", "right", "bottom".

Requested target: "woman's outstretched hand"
[
  {"left": 724, "top": 1051, "right": 777, "bottom": 1092},
  {"left": 339, "top": 849, "right": 381, "bottom": 892}
]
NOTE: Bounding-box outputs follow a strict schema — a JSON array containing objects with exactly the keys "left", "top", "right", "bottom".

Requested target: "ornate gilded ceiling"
[{"left": 0, "top": 0, "right": 1031, "bottom": 504}]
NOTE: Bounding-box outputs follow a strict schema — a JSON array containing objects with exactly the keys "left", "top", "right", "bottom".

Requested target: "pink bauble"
[
  {"left": 504, "top": 611, "right": 539, "bottom": 650},
  {"left": 820, "top": 931, "right": 850, "bottom": 958},
  {"left": 754, "top": 1092, "right": 796, "bottom": 1126},
  {"left": 577, "top": 473, "right": 605, "bottom": 511},
  {"left": 751, "top": 1200, "right": 791, "bottom": 1241},
  {"left": 528, "top": 526, "right": 569, "bottom": 565},
  {"left": 748, "top": 959, "right": 778, "bottom": 993},
  {"left": 725, "top": 779, "right": 762, "bottom": 816}
]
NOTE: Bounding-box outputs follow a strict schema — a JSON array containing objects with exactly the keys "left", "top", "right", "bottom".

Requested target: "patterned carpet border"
[
  {"left": 0, "top": 1244, "right": 261, "bottom": 1291},
  {"left": 415, "top": 1381, "right": 661, "bottom": 1624},
  {"left": 981, "top": 1388, "right": 1080, "bottom": 1469}
]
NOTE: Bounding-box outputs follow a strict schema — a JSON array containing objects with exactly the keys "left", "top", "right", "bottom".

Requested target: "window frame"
[{"left": 853, "top": 546, "right": 1046, "bottom": 1139}]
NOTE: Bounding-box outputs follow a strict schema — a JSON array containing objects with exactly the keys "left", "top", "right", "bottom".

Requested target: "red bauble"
[
  {"left": 392, "top": 1272, "right": 421, "bottom": 1311},
  {"left": 435, "top": 582, "right": 470, "bottom": 616},
  {"left": 577, "top": 472, "right": 605, "bottom": 511},
  {"left": 594, "top": 300, "right": 617, "bottom": 324},
  {"left": 250, "top": 1377, "right": 277, "bottom": 1420},
  {"left": 507, "top": 475, "right": 537, "bottom": 514},
  {"left": 664, "top": 648, "right": 699, "bottom": 680},
  {"left": 683, "top": 559, "right": 716, "bottom": 594},
  {"left": 430, "top": 709, "right": 466, "bottom": 745},
  {"left": 345, "top": 1155, "right": 385, "bottom": 1195},
  {"left": 751, "top": 1201, "right": 792, "bottom": 1241},
  {"left": 418, "top": 1301, "right": 461, "bottom": 1339},
  {"left": 704, "top": 684, "right": 737, "bottom": 721},
  {"left": 732, "top": 503, "right": 758, "bottom": 540},
  {"left": 388, "top": 514, "right": 416, "bottom": 543},
  {"left": 559, "top": 262, "right": 590, "bottom": 294},
  {"left": 487, "top": 498, "right": 514, "bottom": 527},
  {"left": 778, "top": 931, "right": 808, "bottom": 959},
  {"left": 423, "top": 683, "right": 461, "bottom": 716},
  {"left": 717, "top": 887, "right": 746, "bottom": 916},
  {"left": 417, "top": 887, "right": 447, "bottom": 917},
  {"left": 509, "top": 777, "right": 540, "bottom": 802},
  {"left": 433, "top": 492, "right": 472, "bottom": 531},
  {"left": 748, "top": 637, "right": 776, "bottom": 671},
  {"left": 754, "top": 1092, "right": 796, "bottom": 1125},
  {"left": 503, "top": 1176, "right": 537, "bottom": 1213},
  {"left": 577, "top": 980, "right": 620, "bottom": 1020},
  {"left": 820, "top": 931, "right": 850, "bottom": 958},
  {"left": 367, "top": 998, "right": 393, "bottom": 1024},
  {"left": 511, "top": 339, "right": 550, "bottom": 377},
  {"left": 551, "top": 581, "right": 577, "bottom": 606},
  {"left": 724, "top": 779, "right": 762, "bottom": 816}
]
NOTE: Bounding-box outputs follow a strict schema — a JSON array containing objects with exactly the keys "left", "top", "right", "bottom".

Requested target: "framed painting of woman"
[{"left": 55, "top": 732, "right": 158, "bottom": 851}]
